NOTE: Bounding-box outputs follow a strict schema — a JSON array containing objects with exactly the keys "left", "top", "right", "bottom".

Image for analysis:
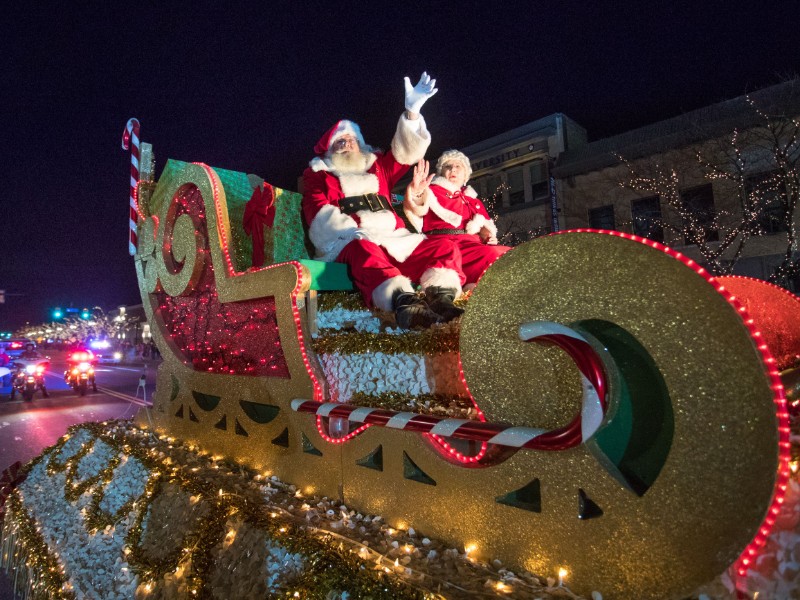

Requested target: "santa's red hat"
[{"left": 314, "top": 120, "right": 365, "bottom": 155}]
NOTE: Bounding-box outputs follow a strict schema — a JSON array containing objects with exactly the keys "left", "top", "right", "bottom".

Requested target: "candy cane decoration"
[
  {"left": 292, "top": 323, "right": 608, "bottom": 451},
  {"left": 122, "top": 118, "right": 141, "bottom": 256}
]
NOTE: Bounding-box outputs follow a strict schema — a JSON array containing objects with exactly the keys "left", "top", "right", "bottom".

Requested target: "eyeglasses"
[{"left": 332, "top": 136, "right": 358, "bottom": 151}]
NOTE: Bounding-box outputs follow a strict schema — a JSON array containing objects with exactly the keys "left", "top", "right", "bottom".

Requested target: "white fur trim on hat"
[
  {"left": 419, "top": 268, "right": 463, "bottom": 297},
  {"left": 436, "top": 149, "right": 473, "bottom": 184},
  {"left": 372, "top": 275, "right": 414, "bottom": 312},
  {"left": 329, "top": 120, "right": 365, "bottom": 150}
]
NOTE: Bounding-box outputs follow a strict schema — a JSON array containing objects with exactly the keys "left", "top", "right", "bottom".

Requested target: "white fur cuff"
[
  {"left": 465, "top": 215, "right": 498, "bottom": 237},
  {"left": 372, "top": 275, "right": 414, "bottom": 312},
  {"left": 419, "top": 268, "right": 462, "bottom": 297},
  {"left": 308, "top": 204, "right": 358, "bottom": 262},
  {"left": 391, "top": 114, "right": 431, "bottom": 165}
]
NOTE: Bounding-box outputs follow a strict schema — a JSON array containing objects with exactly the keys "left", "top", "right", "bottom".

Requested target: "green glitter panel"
[
  {"left": 272, "top": 188, "right": 311, "bottom": 262},
  {"left": 215, "top": 167, "right": 263, "bottom": 272}
]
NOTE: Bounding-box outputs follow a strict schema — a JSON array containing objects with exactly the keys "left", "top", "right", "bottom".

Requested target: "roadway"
[{"left": 0, "top": 350, "right": 158, "bottom": 473}]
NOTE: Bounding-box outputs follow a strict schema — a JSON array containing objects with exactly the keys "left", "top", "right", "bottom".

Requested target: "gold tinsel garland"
[
  {"left": 317, "top": 291, "right": 370, "bottom": 313},
  {"left": 318, "top": 291, "right": 470, "bottom": 313},
  {"left": 46, "top": 436, "right": 122, "bottom": 504},
  {"left": 3, "top": 494, "right": 75, "bottom": 599},
  {"left": 312, "top": 325, "right": 460, "bottom": 356},
  {"left": 2, "top": 422, "right": 430, "bottom": 600},
  {"left": 347, "top": 391, "right": 478, "bottom": 419}
]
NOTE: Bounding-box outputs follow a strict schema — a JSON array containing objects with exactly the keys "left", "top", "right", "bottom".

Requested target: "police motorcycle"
[
  {"left": 10, "top": 357, "right": 50, "bottom": 402},
  {"left": 64, "top": 349, "right": 97, "bottom": 396}
]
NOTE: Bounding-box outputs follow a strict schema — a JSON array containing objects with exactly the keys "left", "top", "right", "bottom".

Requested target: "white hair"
[{"left": 436, "top": 149, "right": 473, "bottom": 183}]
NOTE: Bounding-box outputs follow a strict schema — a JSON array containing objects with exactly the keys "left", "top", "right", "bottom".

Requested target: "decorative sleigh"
[{"left": 126, "top": 122, "right": 792, "bottom": 599}]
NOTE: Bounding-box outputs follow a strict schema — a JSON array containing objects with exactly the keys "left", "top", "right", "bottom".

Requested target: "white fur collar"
[
  {"left": 339, "top": 172, "right": 380, "bottom": 196},
  {"left": 309, "top": 152, "right": 378, "bottom": 174},
  {"left": 431, "top": 175, "right": 477, "bottom": 198}
]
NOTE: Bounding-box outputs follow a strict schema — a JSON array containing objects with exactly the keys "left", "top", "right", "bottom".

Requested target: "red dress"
[{"left": 404, "top": 176, "right": 511, "bottom": 284}]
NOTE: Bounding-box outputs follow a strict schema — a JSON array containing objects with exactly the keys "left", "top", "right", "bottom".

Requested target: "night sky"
[{"left": 1, "top": 1, "right": 798, "bottom": 331}]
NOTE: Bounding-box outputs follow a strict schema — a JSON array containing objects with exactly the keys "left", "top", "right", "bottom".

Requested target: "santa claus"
[
  {"left": 301, "top": 73, "right": 467, "bottom": 329},
  {"left": 403, "top": 149, "right": 511, "bottom": 284}
]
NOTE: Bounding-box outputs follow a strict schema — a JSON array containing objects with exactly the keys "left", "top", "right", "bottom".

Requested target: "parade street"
[{"left": 0, "top": 351, "right": 158, "bottom": 469}]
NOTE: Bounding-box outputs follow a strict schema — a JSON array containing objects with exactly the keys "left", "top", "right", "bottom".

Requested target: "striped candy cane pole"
[
  {"left": 122, "top": 118, "right": 141, "bottom": 256},
  {"left": 292, "top": 323, "right": 608, "bottom": 451}
]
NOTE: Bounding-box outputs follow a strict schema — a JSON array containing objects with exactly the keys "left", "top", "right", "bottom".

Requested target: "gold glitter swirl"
[
  {"left": 461, "top": 232, "right": 780, "bottom": 598},
  {"left": 157, "top": 186, "right": 207, "bottom": 297}
]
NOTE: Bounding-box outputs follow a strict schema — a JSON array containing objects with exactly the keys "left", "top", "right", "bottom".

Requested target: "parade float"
[{"left": 1, "top": 118, "right": 799, "bottom": 599}]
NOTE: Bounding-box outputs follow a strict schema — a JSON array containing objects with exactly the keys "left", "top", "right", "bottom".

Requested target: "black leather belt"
[
  {"left": 339, "top": 193, "right": 393, "bottom": 215},
  {"left": 427, "top": 228, "right": 466, "bottom": 235}
]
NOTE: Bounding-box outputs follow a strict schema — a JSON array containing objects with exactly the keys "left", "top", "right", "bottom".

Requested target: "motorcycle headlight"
[
  {"left": 25, "top": 365, "right": 36, "bottom": 374},
  {"left": 113, "top": 352, "right": 122, "bottom": 360},
  {"left": 78, "top": 362, "right": 92, "bottom": 371}
]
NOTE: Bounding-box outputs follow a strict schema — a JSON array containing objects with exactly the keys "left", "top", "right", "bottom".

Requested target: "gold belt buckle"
[{"left": 365, "top": 193, "right": 381, "bottom": 211}]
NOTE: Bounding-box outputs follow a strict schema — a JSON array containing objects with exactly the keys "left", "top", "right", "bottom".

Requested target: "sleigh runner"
[{"left": 116, "top": 138, "right": 795, "bottom": 600}]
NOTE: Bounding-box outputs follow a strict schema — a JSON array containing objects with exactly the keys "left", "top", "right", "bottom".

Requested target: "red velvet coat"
[
  {"left": 404, "top": 176, "right": 498, "bottom": 238},
  {"left": 302, "top": 114, "right": 431, "bottom": 263}
]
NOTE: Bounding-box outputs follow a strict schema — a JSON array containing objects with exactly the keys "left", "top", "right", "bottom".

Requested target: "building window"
[
  {"left": 529, "top": 160, "right": 549, "bottom": 205},
  {"left": 746, "top": 171, "right": 789, "bottom": 235},
  {"left": 631, "top": 196, "right": 664, "bottom": 242},
  {"left": 589, "top": 205, "right": 616, "bottom": 230},
  {"left": 485, "top": 173, "right": 504, "bottom": 208},
  {"left": 508, "top": 168, "right": 525, "bottom": 205},
  {"left": 680, "top": 184, "right": 718, "bottom": 244}
]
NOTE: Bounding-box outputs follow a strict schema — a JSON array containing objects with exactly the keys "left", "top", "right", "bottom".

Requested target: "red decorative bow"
[{"left": 243, "top": 184, "right": 276, "bottom": 267}]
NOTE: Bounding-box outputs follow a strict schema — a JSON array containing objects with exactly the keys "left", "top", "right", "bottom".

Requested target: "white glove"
[{"left": 404, "top": 72, "right": 438, "bottom": 114}]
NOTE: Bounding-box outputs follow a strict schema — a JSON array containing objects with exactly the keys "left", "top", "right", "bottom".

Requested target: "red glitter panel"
[
  {"left": 152, "top": 185, "right": 290, "bottom": 377},
  {"left": 717, "top": 276, "right": 800, "bottom": 371}
]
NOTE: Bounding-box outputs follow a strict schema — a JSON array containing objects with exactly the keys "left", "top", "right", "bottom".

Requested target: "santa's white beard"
[{"left": 329, "top": 150, "right": 370, "bottom": 174}]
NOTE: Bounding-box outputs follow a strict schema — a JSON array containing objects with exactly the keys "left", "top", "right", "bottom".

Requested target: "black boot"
[
  {"left": 393, "top": 291, "right": 443, "bottom": 329},
  {"left": 424, "top": 287, "right": 464, "bottom": 322}
]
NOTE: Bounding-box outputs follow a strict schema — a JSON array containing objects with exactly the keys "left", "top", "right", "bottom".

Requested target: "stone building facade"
[{"left": 421, "top": 80, "right": 799, "bottom": 287}]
